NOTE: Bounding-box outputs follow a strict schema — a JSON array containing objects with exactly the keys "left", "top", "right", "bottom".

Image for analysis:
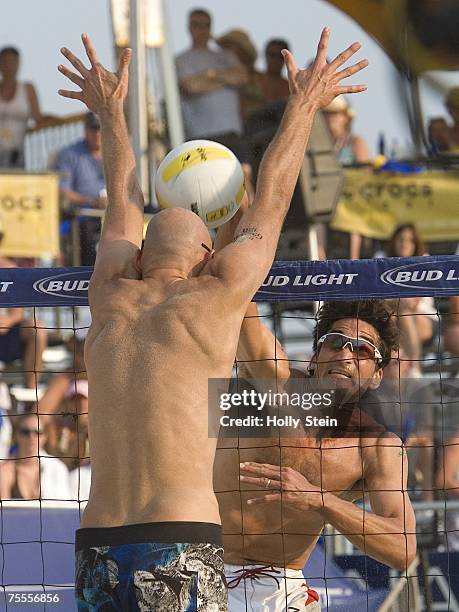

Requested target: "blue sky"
[{"left": 2, "top": 0, "right": 456, "bottom": 156}]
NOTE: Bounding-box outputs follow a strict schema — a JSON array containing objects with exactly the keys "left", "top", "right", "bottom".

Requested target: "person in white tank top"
[{"left": 0, "top": 46, "right": 42, "bottom": 168}]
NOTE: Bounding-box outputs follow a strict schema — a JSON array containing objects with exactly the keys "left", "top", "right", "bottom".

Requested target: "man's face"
[
  {"left": 314, "top": 318, "right": 383, "bottom": 395},
  {"left": 189, "top": 12, "right": 211, "bottom": 47},
  {"left": 0, "top": 52, "right": 19, "bottom": 79},
  {"left": 266, "top": 44, "right": 285, "bottom": 75},
  {"left": 85, "top": 126, "right": 101, "bottom": 152}
]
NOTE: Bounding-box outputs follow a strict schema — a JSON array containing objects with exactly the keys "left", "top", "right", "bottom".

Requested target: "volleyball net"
[{"left": 0, "top": 256, "right": 459, "bottom": 610}]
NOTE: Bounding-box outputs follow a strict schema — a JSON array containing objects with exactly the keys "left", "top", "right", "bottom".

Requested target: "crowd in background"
[
  {"left": 0, "top": 8, "right": 459, "bottom": 554},
  {"left": 0, "top": 8, "right": 458, "bottom": 264}
]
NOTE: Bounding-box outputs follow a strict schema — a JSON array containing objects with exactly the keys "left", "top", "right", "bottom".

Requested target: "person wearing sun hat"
[
  {"left": 323, "top": 94, "right": 370, "bottom": 260},
  {"left": 322, "top": 94, "right": 369, "bottom": 165},
  {"left": 216, "top": 29, "right": 261, "bottom": 121}
]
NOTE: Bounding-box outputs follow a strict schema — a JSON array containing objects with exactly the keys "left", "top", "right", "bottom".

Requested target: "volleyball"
[{"left": 154, "top": 140, "right": 245, "bottom": 229}]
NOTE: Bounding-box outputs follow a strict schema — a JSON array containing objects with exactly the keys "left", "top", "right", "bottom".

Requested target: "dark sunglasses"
[
  {"left": 317, "top": 332, "right": 383, "bottom": 365},
  {"left": 18, "top": 428, "right": 43, "bottom": 437}
]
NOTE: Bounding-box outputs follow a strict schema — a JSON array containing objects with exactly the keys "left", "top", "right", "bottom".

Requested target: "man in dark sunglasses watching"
[{"left": 214, "top": 288, "right": 417, "bottom": 609}]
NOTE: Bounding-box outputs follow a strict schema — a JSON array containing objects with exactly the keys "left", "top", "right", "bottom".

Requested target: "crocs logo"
[{"left": 33, "top": 271, "right": 90, "bottom": 299}]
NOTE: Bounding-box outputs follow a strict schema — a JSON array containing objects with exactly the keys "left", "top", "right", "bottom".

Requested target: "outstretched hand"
[
  {"left": 58, "top": 33, "right": 131, "bottom": 113},
  {"left": 282, "top": 27, "right": 369, "bottom": 110}
]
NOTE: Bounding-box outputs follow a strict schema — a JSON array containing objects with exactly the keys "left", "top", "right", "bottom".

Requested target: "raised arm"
[
  {"left": 58, "top": 34, "right": 144, "bottom": 284},
  {"left": 214, "top": 206, "right": 290, "bottom": 379},
  {"left": 208, "top": 28, "right": 368, "bottom": 299}
]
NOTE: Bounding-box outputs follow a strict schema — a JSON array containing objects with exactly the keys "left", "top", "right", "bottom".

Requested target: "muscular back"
[{"left": 82, "top": 273, "right": 245, "bottom": 528}]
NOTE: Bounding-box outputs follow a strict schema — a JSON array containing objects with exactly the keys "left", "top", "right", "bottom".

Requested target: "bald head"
[{"left": 141, "top": 208, "right": 213, "bottom": 277}]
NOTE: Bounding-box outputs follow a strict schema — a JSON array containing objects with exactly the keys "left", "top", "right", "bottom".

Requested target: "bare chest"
[{"left": 215, "top": 439, "right": 363, "bottom": 494}]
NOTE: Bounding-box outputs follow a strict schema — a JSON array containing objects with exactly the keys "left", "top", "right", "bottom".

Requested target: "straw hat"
[
  {"left": 323, "top": 95, "right": 355, "bottom": 118},
  {"left": 216, "top": 29, "right": 257, "bottom": 65}
]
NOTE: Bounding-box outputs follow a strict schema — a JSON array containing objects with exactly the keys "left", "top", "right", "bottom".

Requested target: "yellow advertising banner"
[
  {"left": 330, "top": 168, "right": 459, "bottom": 242},
  {"left": 0, "top": 172, "right": 60, "bottom": 258}
]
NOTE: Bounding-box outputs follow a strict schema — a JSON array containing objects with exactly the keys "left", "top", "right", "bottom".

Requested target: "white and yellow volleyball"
[{"left": 154, "top": 140, "right": 245, "bottom": 229}]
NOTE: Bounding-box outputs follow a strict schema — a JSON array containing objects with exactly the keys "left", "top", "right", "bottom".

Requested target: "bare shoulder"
[
  {"left": 89, "top": 276, "right": 143, "bottom": 312},
  {"left": 0, "top": 460, "right": 15, "bottom": 481},
  {"left": 363, "top": 430, "right": 405, "bottom": 476}
]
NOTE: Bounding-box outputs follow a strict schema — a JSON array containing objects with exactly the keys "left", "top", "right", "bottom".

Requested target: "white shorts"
[{"left": 225, "top": 563, "right": 321, "bottom": 611}]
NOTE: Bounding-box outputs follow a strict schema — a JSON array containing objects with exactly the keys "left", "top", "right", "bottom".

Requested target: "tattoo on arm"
[{"left": 233, "top": 227, "right": 263, "bottom": 243}]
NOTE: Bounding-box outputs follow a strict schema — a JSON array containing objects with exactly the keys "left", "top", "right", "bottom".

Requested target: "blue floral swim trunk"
[{"left": 75, "top": 521, "right": 227, "bottom": 611}]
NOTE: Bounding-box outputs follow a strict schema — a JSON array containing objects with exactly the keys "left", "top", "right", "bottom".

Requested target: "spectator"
[
  {"left": 175, "top": 8, "right": 248, "bottom": 159},
  {"left": 323, "top": 95, "right": 370, "bottom": 260},
  {"left": 214, "top": 29, "right": 259, "bottom": 200},
  {"left": 255, "top": 38, "right": 290, "bottom": 109},
  {"left": 376, "top": 224, "right": 437, "bottom": 376},
  {"left": 47, "top": 379, "right": 89, "bottom": 472},
  {"left": 53, "top": 112, "right": 106, "bottom": 265},
  {"left": 215, "top": 29, "right": 260, "bottom": 122},
  {"left": 0, "top": 46, "right": 43, "bottom": 168},
  {"left": 0, "top": 257, "right": 47, "bottom": 389},
  {"left": 428, "top": 86, "right": 459, "bottom": 153},
  {"left": 38, "top": 334, "right": 86, "bottom": 415},
  {"left": 0, "top": 412, "right": 70, "bottom": 500},
  {"left": 323, "top": 95, "right": 369, "bottom": 164},
  {"left": 381, "top": 347, "right": 435, "bottom": 502}
]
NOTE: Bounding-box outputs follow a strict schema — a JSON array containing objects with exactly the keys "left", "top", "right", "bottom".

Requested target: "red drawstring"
[
  {"left": 227, "top": 565, "right": 282, "bottom": 589},
  {"left": 303, "top": 583, "right": 320, "bottom": 605}
]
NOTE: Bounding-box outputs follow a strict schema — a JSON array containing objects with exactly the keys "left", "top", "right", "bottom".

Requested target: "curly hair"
[{"left": 312, "top": 300, "right": 399, "bottom": 369}]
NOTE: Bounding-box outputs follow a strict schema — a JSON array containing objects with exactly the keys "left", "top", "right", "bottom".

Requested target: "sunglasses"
[
  {"left": 18, "top": 428, "right": 43, "bottom": 437},
  {"left": 317, "top": 333, "right": 383, "bottom": 365}
]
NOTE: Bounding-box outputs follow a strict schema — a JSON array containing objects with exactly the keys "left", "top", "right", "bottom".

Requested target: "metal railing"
[{"left": 24, "top": 114, "right": 86, "bottom": 171}]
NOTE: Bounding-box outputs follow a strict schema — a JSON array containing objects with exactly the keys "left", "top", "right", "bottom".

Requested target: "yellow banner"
[
  {"left": 330, "top": 168, "right": 459, "bottom": 241},
  {"left": 0, "top": 173, "right": 60, "bottom": 258}
]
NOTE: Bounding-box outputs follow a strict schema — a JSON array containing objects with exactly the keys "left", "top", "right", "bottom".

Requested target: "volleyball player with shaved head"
[{"left": 58, "top": 29, "right": 369, "bottom": 610}]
